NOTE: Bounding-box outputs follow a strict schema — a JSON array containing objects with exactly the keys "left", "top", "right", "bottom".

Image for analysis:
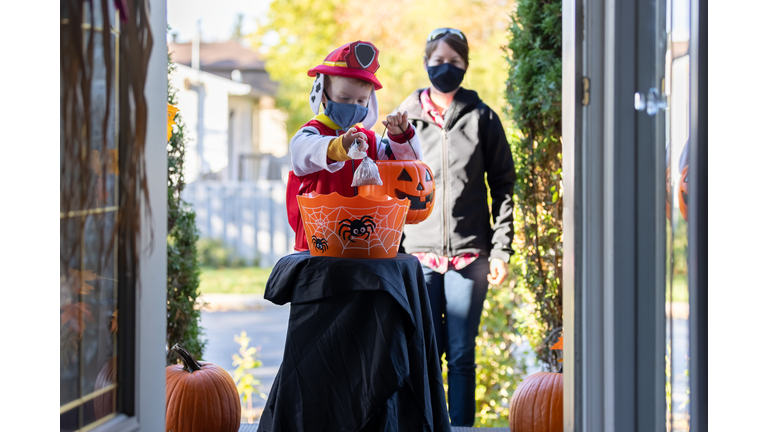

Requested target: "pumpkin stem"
[{"left": 171, "top": 343, "right": 202, "bottom": 372}]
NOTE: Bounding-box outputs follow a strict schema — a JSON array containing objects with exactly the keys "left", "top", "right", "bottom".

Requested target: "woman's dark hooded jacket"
[{"left": 393, "top": 88, "right": 516, "bottom": 261}]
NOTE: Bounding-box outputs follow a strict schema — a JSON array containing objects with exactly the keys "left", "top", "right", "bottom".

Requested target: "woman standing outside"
[{"left": 395, "top": 28, "right": 517, "bottom": 426}]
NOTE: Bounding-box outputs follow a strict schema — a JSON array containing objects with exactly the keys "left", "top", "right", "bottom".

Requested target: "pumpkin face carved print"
[{"left": 359, "top": 160, "right": 435, "bottom": 224}]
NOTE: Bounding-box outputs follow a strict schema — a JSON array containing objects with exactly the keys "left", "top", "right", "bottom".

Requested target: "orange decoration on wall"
[
  {"left": 167, "top": 104, "right": 179, "bottom": 141},
  {"left": 550, "top": 336, "right": 563, "bottom": 351},
  {"left": 679, "top": 165, "right": 689, "bottom": 221}
]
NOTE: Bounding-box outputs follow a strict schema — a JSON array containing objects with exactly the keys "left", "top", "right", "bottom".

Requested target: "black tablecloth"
[{"left": 257, "top": 252, "right": 451, "bottom": 432}]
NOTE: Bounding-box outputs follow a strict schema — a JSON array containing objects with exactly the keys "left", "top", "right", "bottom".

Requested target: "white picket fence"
[{"left": 181, "top": 180, "right": 295, "bottom": 267}]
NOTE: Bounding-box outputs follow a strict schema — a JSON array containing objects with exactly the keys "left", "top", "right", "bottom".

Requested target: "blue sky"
[{"left": 167, "top": 0, "right": 272, "bottom": 43}]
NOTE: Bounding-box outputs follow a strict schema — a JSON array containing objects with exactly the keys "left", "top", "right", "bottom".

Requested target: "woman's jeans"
[{"left": 422, "top": 258, "right": 490, "bottom": 427}]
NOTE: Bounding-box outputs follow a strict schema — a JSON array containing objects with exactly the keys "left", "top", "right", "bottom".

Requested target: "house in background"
[
  {"left": 168, "top": 40, "right": 290, "bottom": 183},
  {"left": 168, "top": 40, "right": 295, "bottom": 267}
]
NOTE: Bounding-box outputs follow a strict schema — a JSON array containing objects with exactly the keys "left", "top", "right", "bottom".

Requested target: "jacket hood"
[{"left": 398, "top": 87, "right": 483, "bottom": 130}]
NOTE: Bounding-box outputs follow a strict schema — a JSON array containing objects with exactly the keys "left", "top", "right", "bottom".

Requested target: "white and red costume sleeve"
[
  {"left": 289, "top": 126, "right": 343, "bottom": 177},
  {"left": 376, "top": 125, "right": 422, "bottom": 161},
  {"left": 290, "top": 123, "right": 422, "bottom": 177}
]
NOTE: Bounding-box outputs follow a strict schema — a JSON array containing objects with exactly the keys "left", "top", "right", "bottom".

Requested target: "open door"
[{"left": 563, "top": 0, "right": 705, "bottom": 430}]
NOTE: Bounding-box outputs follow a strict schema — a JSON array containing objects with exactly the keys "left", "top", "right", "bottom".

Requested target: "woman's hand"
[
  {"left": 487, "top": 258, "right": 509, "bottom": 286},
  {"left": 383, "top": 111, "right": 410, "bottom": 135},
  {"left": 342, "top": 127, "right": 368, "bottom": 152}
]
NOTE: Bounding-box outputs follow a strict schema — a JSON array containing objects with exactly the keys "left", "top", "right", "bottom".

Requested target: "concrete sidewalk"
[
  {"left": 199, "top": 293, "right": 290, "bottom": 420},
  {"left": 198, "top": 293, "right": 276, "bottom": 312}
]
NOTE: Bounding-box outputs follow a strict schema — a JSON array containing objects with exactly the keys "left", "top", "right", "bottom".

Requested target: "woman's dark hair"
[{"left": 424, "top": 32, "right": 469, "bottom": 68}]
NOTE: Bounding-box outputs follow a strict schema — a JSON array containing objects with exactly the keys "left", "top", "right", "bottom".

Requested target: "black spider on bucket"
[
  {"left": 311, "top": 235, "right": 329, "bottom": 253},
  {"left": 338, "top": 215, "right": 376, "bottom": 243}
]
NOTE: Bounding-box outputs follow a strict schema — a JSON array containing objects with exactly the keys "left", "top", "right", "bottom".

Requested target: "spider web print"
[{"left": 301, "top": 202, "right": 408, "bottom": 256}]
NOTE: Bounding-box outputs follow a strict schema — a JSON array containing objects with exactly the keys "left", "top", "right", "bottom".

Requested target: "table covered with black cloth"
[{"left": 256, "top": 251, "right": 451, "bottom": 432}]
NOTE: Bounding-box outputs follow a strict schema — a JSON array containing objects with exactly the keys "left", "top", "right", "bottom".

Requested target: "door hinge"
[{"left": 582, "top": 77, "right": 590, "bottom": 106}]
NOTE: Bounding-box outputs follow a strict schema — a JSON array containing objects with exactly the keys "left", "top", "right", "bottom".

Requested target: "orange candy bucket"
[
  {"left": 297, "top": 192, "right": 410, "bottom": 258},
  {"left": 358, "top": 160, "right": 435, "bottom": 224}
]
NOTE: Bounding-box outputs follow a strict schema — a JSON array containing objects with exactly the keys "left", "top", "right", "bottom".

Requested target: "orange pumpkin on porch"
[
  {"left": 508, "top": 371, "right": 564, "bottom": 432},
  {"left": 166, "top": 344, "right": 241, "bottom": 432},
  {"left": 509, "top": 335, "right": 564, "bottom": 431},
  {"left": 358, "top": 160, "right": 435, "bottom": 224}
]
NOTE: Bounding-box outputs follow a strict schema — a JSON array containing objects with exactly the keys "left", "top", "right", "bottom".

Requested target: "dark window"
[{"left": 60, "top": 2, "right": 126, "bottom": 430}]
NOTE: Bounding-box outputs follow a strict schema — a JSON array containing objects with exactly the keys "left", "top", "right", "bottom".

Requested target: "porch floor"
[{"left": 238, "top": 425, "right": 509, "bottom": 431}]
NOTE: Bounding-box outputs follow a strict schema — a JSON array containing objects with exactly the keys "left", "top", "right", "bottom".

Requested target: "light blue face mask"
[{"left": 323, "top": 91, "right": 369, "bottom": 129}]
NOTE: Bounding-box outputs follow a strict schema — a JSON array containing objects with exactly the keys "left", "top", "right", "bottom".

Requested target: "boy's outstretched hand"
[
  {"left": 383, "top": 111, "right": 410, "bottom": 136},
  {"left": 341, "top": 127, "right": 369, "bottom": 152}
]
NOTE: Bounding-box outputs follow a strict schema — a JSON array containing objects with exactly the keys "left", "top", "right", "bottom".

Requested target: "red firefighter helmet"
[{"left": 307, "top": 41, "right": 383, "bottom": 90}]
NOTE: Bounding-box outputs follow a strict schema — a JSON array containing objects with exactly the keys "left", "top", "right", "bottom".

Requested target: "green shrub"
[
  {"left": 167, "top": 36, "right": 206, "bottom": 365},
  {"left": 197, "top": 238, "right": 252, "bottom": 268},
  {"left": 474, "top": 284, "right": 529, "bottom": 426},
  {"left": 504, "top": 0, "right": 563, "bottom": 371},
  {"left": 471, "top": 1, "right": 565, "bottom": 423},
  {"left": 167, "top": 202, "right": 205, "bottom": 364}
]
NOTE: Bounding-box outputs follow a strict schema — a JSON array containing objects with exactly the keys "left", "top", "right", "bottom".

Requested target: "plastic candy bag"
[
  {"left": 347, "top": 139, "right": 368, "bottom": 160},
  {"left": 346, "top": 139, "right": 381, "bottom": 186},
  {"left": 351, "top": 157, "right": 383, "bottom": 187}
]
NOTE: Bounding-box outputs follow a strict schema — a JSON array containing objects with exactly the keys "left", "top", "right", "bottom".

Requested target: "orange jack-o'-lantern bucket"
[
  {"left": 297, "top": 192, "right": 410, "bottom": 259},
  {"left": 358, "top": 160, "right": 435, "bottom": 224}
]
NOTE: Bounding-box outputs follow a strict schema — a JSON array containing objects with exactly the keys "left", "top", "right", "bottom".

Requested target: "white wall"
[
  {"left": 227, "top": 96, "right": 258, "bottom": 181},
  {"left": 258, "top": 96, "right": 289, "bottom": 157},
  {"left": 169, "top": 64, "right": 290, "bottom": 183}
]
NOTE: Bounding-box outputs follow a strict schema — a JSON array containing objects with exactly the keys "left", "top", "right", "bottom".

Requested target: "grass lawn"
[
  {"left": 198, "top": 266, "right": 274, "bottom": 295},
  {"left": 198, "top": 265, "right": 692, "bottom": 302}
]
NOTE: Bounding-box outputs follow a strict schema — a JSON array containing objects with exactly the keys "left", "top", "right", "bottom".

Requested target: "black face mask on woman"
[{"left": 427, "top": 62, "right": 466, "bottom": 93}]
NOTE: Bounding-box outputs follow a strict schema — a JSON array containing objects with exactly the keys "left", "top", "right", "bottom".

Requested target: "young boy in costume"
[{"left": 286, "top": 41, "right": 423, "bottom": 251}]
